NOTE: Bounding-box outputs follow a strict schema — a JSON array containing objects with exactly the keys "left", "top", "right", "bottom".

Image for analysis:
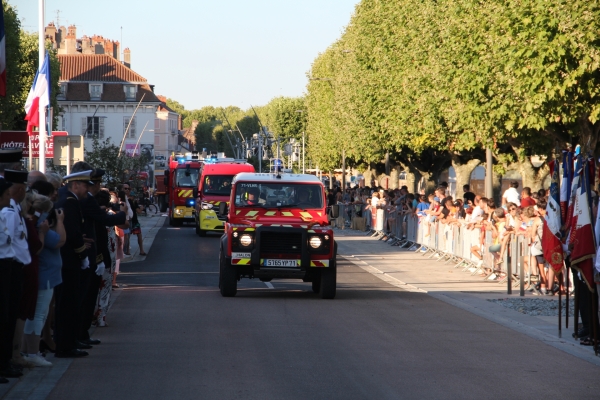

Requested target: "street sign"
[
  {"left": 53, "top": 135, "right": 84, "bottom": 167},
  {"left": 0, "top": 131, "right": 68, "bottom": 157}
]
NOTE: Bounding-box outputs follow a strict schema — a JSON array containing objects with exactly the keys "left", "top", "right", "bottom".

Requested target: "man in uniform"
[
  {"left": 78, "top": 168, "right": 126, "bottom": 347},
  {"left": 54, "top": 171, "right": 93, "bottom": 358},
  {"left": 0, "top": 169, "right": 30, "bottom": 377},
  {"left": 0, "top": 178, "right": 16, "bottom": 383}
]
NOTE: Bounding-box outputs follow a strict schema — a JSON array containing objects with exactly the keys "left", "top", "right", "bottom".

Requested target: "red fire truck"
[
  {"left": 194, "top": 157, "right": 255, "bottom": 236},
  {"left": 164, "top": 152, "right": 203, "bottom": 226},
  {"left": 217, "top": 172, "right": 340, "bottom": 299}
]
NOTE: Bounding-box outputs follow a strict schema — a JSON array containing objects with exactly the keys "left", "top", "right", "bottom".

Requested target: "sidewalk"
[
  {"left": 0, "top": 214, "right": 166, "bottom": 399},
  {"left": 121, "top": 213, "right": 167, "bottom": 264},
  {"left": 333, "top": 228, "right": 600, "bottom": 367}
]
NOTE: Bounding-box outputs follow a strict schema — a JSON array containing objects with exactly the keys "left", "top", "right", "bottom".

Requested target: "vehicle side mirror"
[
  {"left": 219, "top": 202, "right": 228, "bottom": 216},
  {"left": 330, "top": 205, "right": 339, "bottom": 219},
  {"left": 193, "top": 188, "right": 198, "bottom": 198}
]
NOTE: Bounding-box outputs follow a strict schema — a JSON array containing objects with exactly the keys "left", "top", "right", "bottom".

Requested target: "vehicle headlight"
[
  {"left": 175, "top": 208, "right": 183, "bottom": 215},
  {"left": 240, "top": 234, "right": 253, "bottom": 247},
  {"left": 309, "top": 236, "right": 322, "bottom": 249},
  {"left": 201, "top": 202, "right": 213, "bottom": 210}
]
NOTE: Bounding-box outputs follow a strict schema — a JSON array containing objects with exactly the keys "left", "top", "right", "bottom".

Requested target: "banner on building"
[{"left": 0, "top": 131, "right": 67, "bottom": 158}]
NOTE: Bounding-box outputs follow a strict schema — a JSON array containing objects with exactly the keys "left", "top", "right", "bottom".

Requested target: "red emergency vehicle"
[
  {"left": 164, "top": 152, "right": 203, "bottom": 226},
  {"left": 217, "top": 172, "right": 339, "bottom": 299},
  {"left": 194, "top": 157, "right": 255, "bottom": 236}
]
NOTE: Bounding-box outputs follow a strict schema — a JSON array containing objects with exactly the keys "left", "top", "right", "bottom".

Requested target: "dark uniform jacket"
[
  {"left": 55, "top": 190, "right": 88, "bottom": 268},
  {"left": 59, "top": 187, "right": 126, "bottom": 267}
]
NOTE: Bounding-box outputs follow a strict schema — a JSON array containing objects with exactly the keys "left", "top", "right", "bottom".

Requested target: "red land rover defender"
[{"left": 218, "top": 172, "right": 339, "bottom": 299}]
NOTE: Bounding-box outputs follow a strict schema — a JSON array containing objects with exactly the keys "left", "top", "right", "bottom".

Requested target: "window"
[
  {"left": 154, "top": 118, "right": 161, "bottom": 130},
  {"left": 90, "top": 84, "right": 102, "bottom": 99},
  {"left": 82, "top": 116, "right": 104, "bottom": 138},
  {"left": 234, "top": 183, "right": 323, "bottom": 209},
  {"left": 175, "top": 168, "right": 199, "bottom": 188},
  {"left": 123, "top": 116, "right": 136, "bottom": 138},
  {"left": 202, "top": 175, "right": 235, "bottom": 196},
  {"left": 57, "top": 83, "right": 67, "bottom": 100},
  {"left": 124, "top": 85, "right": 136, "bottom": 100}
]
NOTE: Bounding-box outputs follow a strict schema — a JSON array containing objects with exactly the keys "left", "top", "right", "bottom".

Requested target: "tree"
[{"left": 85, "top": 138, "right": 147, "bottom": 188}]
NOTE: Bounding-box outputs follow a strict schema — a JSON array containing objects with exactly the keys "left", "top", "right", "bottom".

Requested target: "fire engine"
[
  {"left": 218, "top": 172, "right": 340, "bottom": 299},
  {"left": 194, "top": 157, "right": 255, "bottom": 236},
  {"left": 164, "top": 152, "right": 203, "bottom": 226}
]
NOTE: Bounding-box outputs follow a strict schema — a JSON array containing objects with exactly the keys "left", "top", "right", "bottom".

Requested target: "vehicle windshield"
[
  {"left": 234, "top": 182, "right": 323, "bottom": 208},
  {"left": 202, "top": 175, "right": 234, "bottom": 196},
  {"left": 175, "top": 168, "right": 199, "bottom": 187}
]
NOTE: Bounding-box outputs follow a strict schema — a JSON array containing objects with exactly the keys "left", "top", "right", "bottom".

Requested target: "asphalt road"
[{"left": 47, "top": 222, "right": 600, "bottom": 399}]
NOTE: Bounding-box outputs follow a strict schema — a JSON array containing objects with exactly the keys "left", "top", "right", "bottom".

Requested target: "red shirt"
[{"left": 520, "top": 197, "right": 536, "bottom": 208}]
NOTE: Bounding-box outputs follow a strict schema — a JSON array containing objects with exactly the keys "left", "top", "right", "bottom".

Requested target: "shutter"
[
  {"left": 99, "top": 117, "right": 105, "bottom": 138},
  {"left": 82, "top": 117, "right": 87, "bottom": 136},
  {"left": 130, "top": 117, "right": 136, "bottom": 138}
]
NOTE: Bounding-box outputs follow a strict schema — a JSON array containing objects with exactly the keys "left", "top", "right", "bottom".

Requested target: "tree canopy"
[{"left": 305, "top": 0, "right": 600, "bottom": 186}]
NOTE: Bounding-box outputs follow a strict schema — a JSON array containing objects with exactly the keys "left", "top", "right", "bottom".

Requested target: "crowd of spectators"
[
  {"left": 0, "top": 150, "right": 144, "bottom": 383},
  {"left": 332, "top": 178, "right": 600, "bottom": 348}
]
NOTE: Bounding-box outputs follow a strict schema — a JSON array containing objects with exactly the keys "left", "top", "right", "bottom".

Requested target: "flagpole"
[{"left": 38, "top": 0, "right": 46, "bottom": 173}]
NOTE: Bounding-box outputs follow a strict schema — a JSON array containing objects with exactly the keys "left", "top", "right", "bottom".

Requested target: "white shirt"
[
  {"left": 502, "top": 187, "right": 520, "bottom": 204},
  {"left": 125, "top": 195, "right": 133, "bottom": 220},
  {"left": 3, "top": 199, "right": 31, "bottom": 265},
  {"left": 371, "top": 196, "right": 379, "bottom": 208},
  {"left": 0, "top": 210, "right": 15, "bottom": 260}
]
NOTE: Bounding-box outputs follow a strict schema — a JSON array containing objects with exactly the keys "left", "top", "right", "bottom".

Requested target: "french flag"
[
  {"left": 24, "top": 52, "right": 51, "bottom": 135},
  {"left": 543, "top": 158, "right": 564, "bottom": 273},
  {"left": 0, "top": 4, "right": 6, "bottom": 97}
]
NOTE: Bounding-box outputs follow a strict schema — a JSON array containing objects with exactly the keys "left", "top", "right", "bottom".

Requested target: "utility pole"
[{"left": 302, "top": 131, "right": 305, "bottom": 174}]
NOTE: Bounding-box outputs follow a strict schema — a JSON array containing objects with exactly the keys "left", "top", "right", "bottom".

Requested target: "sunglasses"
[{"left": 124, "top": 187, "right": 130, "bottom": 190}]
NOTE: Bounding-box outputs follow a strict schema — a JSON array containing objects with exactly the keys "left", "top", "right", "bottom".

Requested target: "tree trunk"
[
  {"left": 384, "top": 152, "right": 390, "bottom": 176},
  {"left": 451, "top": 155, "right": 481, "bottom": 200},
  {"left": 492, "top": 171, "right": 503, "bottom": 206},
  {"left": 390, "top": 166, "right": 399, "bottom": 190}
]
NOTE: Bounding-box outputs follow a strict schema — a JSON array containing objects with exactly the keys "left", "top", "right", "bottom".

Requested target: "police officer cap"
[
  {"left": 63, "top": 170, "right": 94, "bottom": 185},
  {"left": 0, "top": 179, "right": 12, "bottom": 195},
  {"left": 90, "top": 168, "right": 106, "bottom": 182},
  {"left": 4, "top": 169, "right": 28, "bottom": 184},
  {"left": 0, "top": 148, "right": 23, "bottom": 163}
]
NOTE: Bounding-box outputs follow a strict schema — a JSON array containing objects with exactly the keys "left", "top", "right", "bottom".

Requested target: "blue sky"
[{"left": 14, "top": 0, "right": 358, "bottom": 110}]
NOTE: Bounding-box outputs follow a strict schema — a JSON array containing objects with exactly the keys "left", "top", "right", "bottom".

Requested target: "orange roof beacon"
[{"left": 217, "top": 171, "right": 340, "bottom": 299}]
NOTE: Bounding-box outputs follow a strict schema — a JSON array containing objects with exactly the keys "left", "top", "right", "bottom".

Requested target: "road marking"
[
  {"left": 341, "top": 255, "right": 426, "bottom": 293},
  {"left": 167, "top": 228, "right": 180, "bottom": 230},
  {"left": 264, "top": 282, "right": 274, "bottom": 289}
]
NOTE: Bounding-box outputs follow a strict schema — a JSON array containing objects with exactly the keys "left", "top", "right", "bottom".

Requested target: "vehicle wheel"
[
  {"left": 319, "top": 258, "right": 336, "bottom": 299},
  {"left": 169, "top": 213, "right": 175, "bottom": 226},
  {"left": 311, "top": 272, "right": 321, "bottom": 293},
  {"left": 195, "top": 219, "right": 201, "bottom": 235},
  {"left": 219, "top": 251, "right": 237, "bottom": 297},
  {"left": 148, "top": 204, "right": 158, "bottom": 214},
  {"left": 198, "top": 227, "right": 207, "bottom": 237},
  {"left": 159, "top": 197, "right": 168, "bottom": 213}
]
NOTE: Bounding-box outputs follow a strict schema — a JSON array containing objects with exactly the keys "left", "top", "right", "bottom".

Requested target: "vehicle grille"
[{"left": 260, "top": 232, "right": 302, "bottom": 254}]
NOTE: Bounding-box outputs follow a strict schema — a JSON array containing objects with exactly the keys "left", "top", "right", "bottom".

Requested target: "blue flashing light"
[{"left": 187, "top": 198, "right": 196, "bottom": 207}]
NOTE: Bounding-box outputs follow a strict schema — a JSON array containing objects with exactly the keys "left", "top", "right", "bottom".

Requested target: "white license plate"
[
  {"left": 232, "top": 252, "right": 251, "bottom": 259},
  {"left": 263, "top": 259, "right": 300, "bottom": 267}
]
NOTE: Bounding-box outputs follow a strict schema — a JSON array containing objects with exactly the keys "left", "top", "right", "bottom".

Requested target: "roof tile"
[{"left": 58, "top": 54, "right": 147, "bottom": 83}]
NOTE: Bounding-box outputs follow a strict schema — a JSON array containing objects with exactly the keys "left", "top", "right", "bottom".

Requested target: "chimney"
[
  {"left": 123, "top": 48, "right": 131, "bottom": 68},
  {"left": 178, "top": 114, "right": 182, "bottom": 130},
  {"left": 65, "top": 24, "right": 77, "bottom": 54},
  {"left": 114, "top": 41, "right": 120, "bottom": 61}
]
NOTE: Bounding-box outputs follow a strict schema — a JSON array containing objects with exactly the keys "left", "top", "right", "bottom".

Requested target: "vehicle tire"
[
  {"left": 159, "top": 197, "right": 168, "bottom": 213},
  {"left": 219, "top": 251, "right": 237, "bottom": 297},
  {"left": 311, "top": 272, "right": 321, "bottom": 293},
  {"left": 319, "top": 258, "right": 336, "bottom": 299},
  {"left": 195, "top": 219, "right": 201, "bottom": 235},
  {"left": 198, "top": 227, "right": 207, "bottom": 237},
  {"left": 148, "top": 204, "right": 158, "bottom": 214},
  {"left": 169, "top": 213, "right": 175, "bottom": 226}
]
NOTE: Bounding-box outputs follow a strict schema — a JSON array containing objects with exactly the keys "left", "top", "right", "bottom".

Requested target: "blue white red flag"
[
  {"left": 0, "top": 4, "right": 6, "bottom": 96},
  {"left": 543, "top": 158, "right": 564, "bottom": 272},
  {"left": 560, "top": 150, "right": 569, "bottom": 223},
  {"left": 570, "top": 161, "right": 596, "bottom": 291},
  {"left": 24, "top": 52, "right": 51, "bottom": 135}
]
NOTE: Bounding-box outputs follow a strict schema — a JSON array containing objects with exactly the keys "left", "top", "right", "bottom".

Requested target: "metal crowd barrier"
[{"left": 337, "top": 208, "right": 535, "bottom": 295}]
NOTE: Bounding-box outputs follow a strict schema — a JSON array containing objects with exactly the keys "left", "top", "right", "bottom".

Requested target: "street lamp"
[{"left": 295, "top": 110, "right": 306, "bottom": 174}]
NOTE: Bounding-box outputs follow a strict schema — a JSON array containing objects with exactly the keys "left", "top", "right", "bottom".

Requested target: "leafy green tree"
[{"left": 85, "top": 138, "right": 147, "bottom": 188}]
